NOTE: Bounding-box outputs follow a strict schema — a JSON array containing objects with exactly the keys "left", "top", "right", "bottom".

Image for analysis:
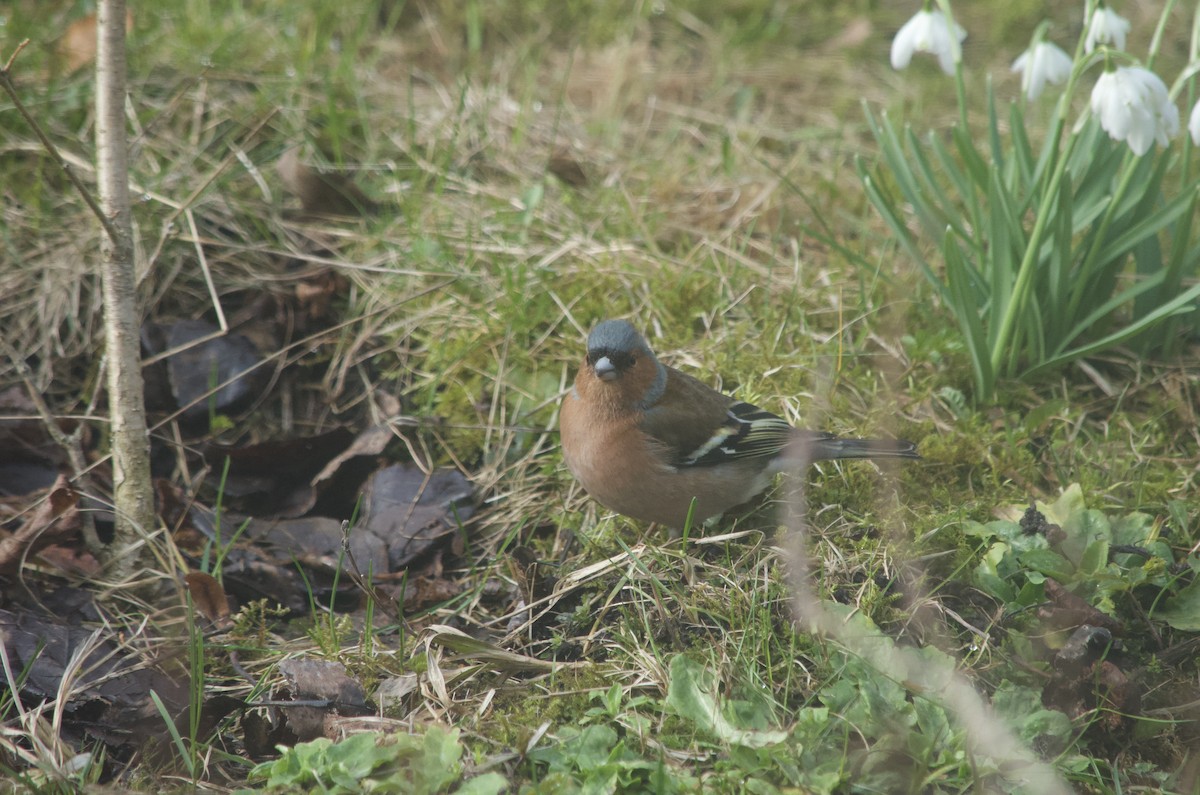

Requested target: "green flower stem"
[
  {"left": 989, "top": 131, "right": 1080, "bottom": 379},
  {"left": 1037, "top": 15, "right": 1092, "bottom": 194},
  {"left": 992, "top": 20, "right": 1098, "bottom": 379},
  {"left": 1145, "top": 0, "right": 1178, "bottom": 68},
  {"left": 932, "top": 0, "right": 969, "bottom": 132},
  {"left": 935, "top": 0, "right": 981, "bottom": 250},
  {"left": 1065, "top": 149, "right": 1141, "bottom": 326}
]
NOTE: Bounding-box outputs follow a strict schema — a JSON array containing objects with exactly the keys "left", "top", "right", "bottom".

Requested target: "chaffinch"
[{"left": 560, "top": 319, "right": 918, "bottom": 529}]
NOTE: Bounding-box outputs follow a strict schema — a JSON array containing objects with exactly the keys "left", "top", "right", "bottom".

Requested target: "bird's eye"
[
  {"left": 589, "top": 350, "right": 636, "bottom": 370},
  {"left": 611, "top": 352, "right": 635, "bottom": 370}
]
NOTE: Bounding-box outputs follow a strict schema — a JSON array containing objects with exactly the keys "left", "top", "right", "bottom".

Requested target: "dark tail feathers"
[{"left": 807, "top": 435, "right": 919, "bottom": 462}]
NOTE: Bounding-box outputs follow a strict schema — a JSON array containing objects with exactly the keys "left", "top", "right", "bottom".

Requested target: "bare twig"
[{"left": 0, "top": 41, "right": 121, "bottom": 245}]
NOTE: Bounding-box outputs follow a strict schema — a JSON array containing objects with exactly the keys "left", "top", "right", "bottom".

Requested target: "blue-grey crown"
[{"left": 587, "top": 319, "right": 647, "bottom": 356}]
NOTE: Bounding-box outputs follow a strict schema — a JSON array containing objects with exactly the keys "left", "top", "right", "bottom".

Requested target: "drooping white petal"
[
  {"left": 890, "top": 13, "right": 922, "bottom": 69},
  {"left": 1011, "top": 41, "right": 1072, "bottom": 100},
  {"left": 1089, "top": 66, "right": 1177, "bottom": 156},
  {"left": 1189, "top": 100, "right": 1200, "bottom": 146},
  {"left": 1085, "top": 6, "right": 1131, "bottom": 53},
  {"left": 1127, "top": 66, "right": 1178, "bottom": 147},
  {"left": 891, "top": 9, "right": 966, "bottom": 75}
]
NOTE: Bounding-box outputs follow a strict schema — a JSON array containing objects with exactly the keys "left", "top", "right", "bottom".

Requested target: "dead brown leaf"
[
  {"left": 0, "top": 475, "right": 80, "bottom": 577},
  {"left": 277, "top": 148, "right": 379, "bottom": 217},
  {"left": 0, "top": 387, "right": 76, "bottom": 500},
  {"left": 0, "top": 607, "right": 187, "bottom": 764},
  {"left": 548, "top": 148, "right": 589, "bottom": 187},
  {"left": 56, "top": 11, "right": 134, "bottom": 75},
  {"left": 1039, "top": 579, "right": 1123, "bottom": 634},
  {"left": 268, "top": 658, "right": 372, "bottom": 742},
  {"left": 184, "top": 571, "right": 232, "bottom": 628},
  {"left": 1044, "top": 625, "right": 1136, "bottom": 730},
  {"left": 398, "top": 574, "right": 461, "bottom": 612},
  {"left": 295, "top": 269, "right": 350, "bottom": 324}
]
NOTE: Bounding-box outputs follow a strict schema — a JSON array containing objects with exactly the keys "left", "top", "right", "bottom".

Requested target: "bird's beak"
[{"left": 593, "top": 356, "right": 618, "bottom": 381}]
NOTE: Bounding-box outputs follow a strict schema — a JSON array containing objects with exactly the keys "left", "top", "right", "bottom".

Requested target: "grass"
[{"left": 1, "top": 0, "right": 1199, "bottom": 792}]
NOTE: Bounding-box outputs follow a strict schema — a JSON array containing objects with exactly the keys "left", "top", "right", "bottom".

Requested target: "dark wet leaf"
[
  {"left": 36, "top": 586, "right": 105, "bottom": 625},
  {"left": 0, "top": 387, "right": 73, "bottom": 499},
  {"left": 219, "top": 548, "right": 315, "bottom": 614},
  {"left": 310, "top": 424, "right": 393, "bottom": 517},
  {"left": 1038, "top": 579, "right": 1122, "bottom": 634},
  {"left": 143, "top": 319, "right": 267, "bottom": 425},
  {"left": 312, "top": 425, "right": 392, "bottom": 487},
  {"left": 263, "top": 658, "right": 372, "bottom": 742},
  {"left": 218, "top": 464, "right": 472, "bottom": 614},
  {"left": 360, "top": 464, "right": 475, "bottom": 570},
  {"left": 0, "top": 460, "right": 62, "bottom": 500},
  {"left": 0, "top": 608, "right": 187, "bottom": 757},
  {"left": 245, "top": 515, "right": 389, "bottom": 579},
  {"left": 205, "top": 427, "right": 356, "bottom": 517}
]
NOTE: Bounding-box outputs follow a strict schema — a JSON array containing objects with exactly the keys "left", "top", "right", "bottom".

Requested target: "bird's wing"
[
  {"left": 681, "top": 400, "right": 795, "bottom": 467},
  {"left": 639, "top": 367, "right": 793, "bottom": 468}
]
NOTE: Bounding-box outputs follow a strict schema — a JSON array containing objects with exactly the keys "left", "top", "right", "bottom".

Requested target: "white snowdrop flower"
[
  {"left": 1090, "top": 66, "right": 1179, "bottom": 155},
  {"left": 1085, "top": 6, "right": 1131, "bottom": 53},
  {"left": 1012, "top": 41, "right": 1072, "bottom": 100},
  {"left": 891, "top": 7, "right": 967, "bottom": 75}
]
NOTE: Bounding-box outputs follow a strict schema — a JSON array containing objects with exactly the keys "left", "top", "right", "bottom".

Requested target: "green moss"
[{"left": 480, "top": 669, "right": 612, "bottom": 748}]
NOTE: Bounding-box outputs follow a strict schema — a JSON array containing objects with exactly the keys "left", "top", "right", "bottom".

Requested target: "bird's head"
[{"left": 579, "top": 319, "right": 666, "bottom": 410}]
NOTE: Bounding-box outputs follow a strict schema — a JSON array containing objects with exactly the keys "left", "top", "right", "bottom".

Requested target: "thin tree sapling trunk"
[{"left": 96, "top": 0, "right": 154, "bottom": 578}]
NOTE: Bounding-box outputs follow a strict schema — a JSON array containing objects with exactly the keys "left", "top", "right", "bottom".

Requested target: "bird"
[{"left": 559, "top": 319, "right": 919, "bottom": 529}]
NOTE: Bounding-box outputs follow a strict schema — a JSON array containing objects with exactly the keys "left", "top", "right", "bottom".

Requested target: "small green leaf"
[
  {"left": 1061, "top": 508, "right": 1112, "bottom": 568},
  {"left": 1111, "top": 512, "right": 1157, "bottom": 546},
  {"left": 453, "top": 773, "right": 507, "bottom": 795},
  {"left": 992, "top": 682, "right": 1072, "bottom": 745},
  {"left": 1077, "top": 538, "right": 1110, "bottom": 578},
  {"left": 1155, "top": 583, "right": 1200, "bottom": 631},
  {"left": 1018, "top": 548, "right": 1074, "bottom": 581},
  {"left": 1045, "top": 484, "right": 1086, "bottom": 525},
  {"left": 974, "top": 542, "right": 1016, "bottom": 602},
  {"left": 666, "top": 655, "right": 787, "bottom": 748}
]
